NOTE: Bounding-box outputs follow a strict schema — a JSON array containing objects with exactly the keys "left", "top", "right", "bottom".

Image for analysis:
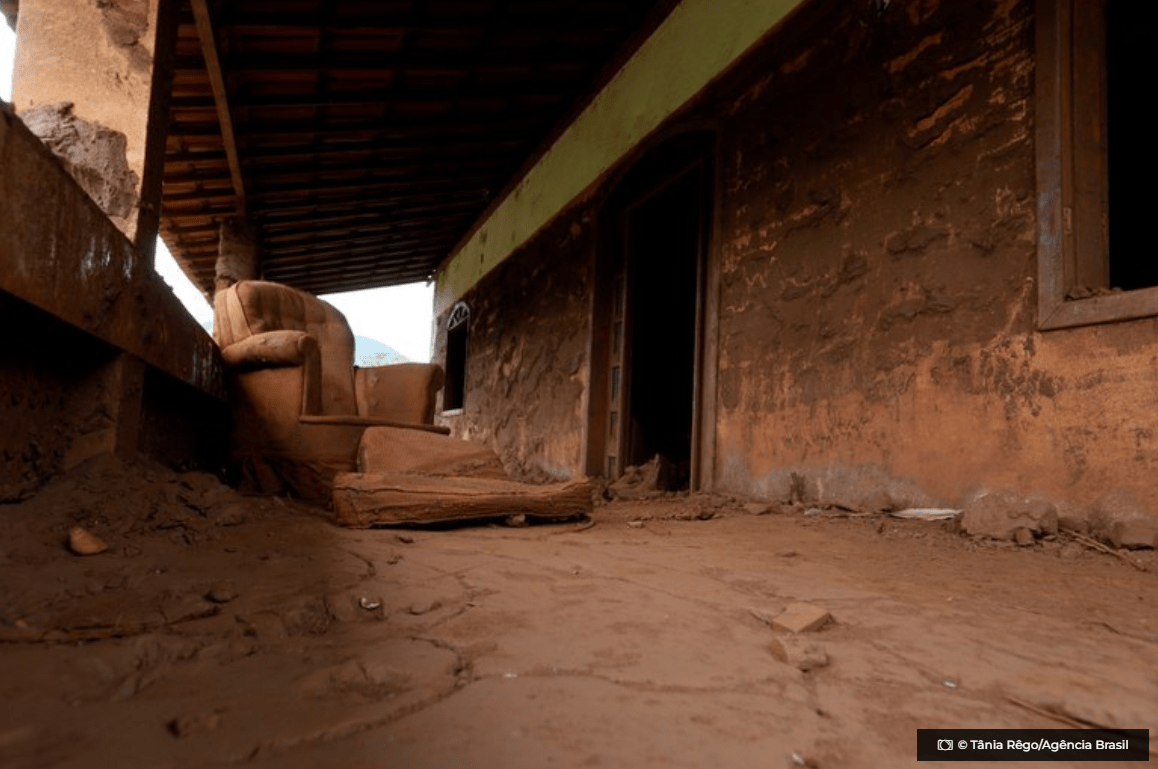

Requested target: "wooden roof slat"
[
  {"left": 190, "top": 0, "right": 248, "bottom": 216},
  {"left": 160, "top": 0, "right": 673, "bottom": 295}
]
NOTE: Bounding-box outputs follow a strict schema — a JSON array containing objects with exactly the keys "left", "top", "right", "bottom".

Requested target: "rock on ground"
[{"left": 960, "top": 491, "right": 1058, "bottom": 541}]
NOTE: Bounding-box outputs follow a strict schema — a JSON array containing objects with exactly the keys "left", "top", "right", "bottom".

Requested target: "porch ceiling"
[{"left": 161, "top": 0, "right": 674, "bottom": 297}]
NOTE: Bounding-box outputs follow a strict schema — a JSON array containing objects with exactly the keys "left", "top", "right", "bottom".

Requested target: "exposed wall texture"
[
  {"left": 708, "top": 0, "right": 1158, "bottom": 507},
  {"left": 436, "top": 207, "right": 596, "bottom": 483},
  {"left": 1, "top": 104, "right": 226, "bottom": 499},
  {"left": 12, "top": 0, "right": 158, "bottom": 238},
  {"left": 439, "top": 0, "right": 1158, "bottom": 511},
  {"left": 434, "top": 0, "right": 807, "bottom": 314}
]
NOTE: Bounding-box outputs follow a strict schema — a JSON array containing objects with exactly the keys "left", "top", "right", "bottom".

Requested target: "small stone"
[
  {"left": 67, "top": 527, "right": 108, "bottom": 556},
  {"left": 1108, "top": 519, "right": 1158, "bottom": 550},
  {"left": 359, "top": 596, "right": 382, "bottom": 611},
  {"left": 168, "top": 708, "right": 224, "bottom": 738},
  {"left": 790, "top": 751, "right": 819, "bottom": 768},
  {"left": 744, "top": 502, "right": 773, "bottom": 516},
  {"left": 409, "top": 601, "right": 438, "bottom": 616},
  {"left": 627, "top": 521, "right": 645, "bottom": 529},
  {"left": 205, "top": 580, "right": 238, "bottom": 603},
  {"left": 505, "top": 514, "right": 528, "bottom": 528},
  {"left": 323, "top": 594, "right": 360, "bottom": 623},
  {"left": 1056, "top": 500, "right": 1092, "bottom": 534},
  {"left": 960, "top": 491, "right": 1058, "bottom": 541},
  {"left": 772, "top": 602, "right": 832, "bottom": 634},
  {"left": 397, "top": 534, "right": 415, "bottom": 544},
  {"left": 770, "top": 635, "right": 829, "bottom": 672},
  {"left": 213, "top": 503, "right": 247, "bottom": 527},
  {"left": 1014, "top": 527, "right": 1035, "bottom": 547},
  {"left": 385, "top": 551, "right": 402, "bottom": 565}
]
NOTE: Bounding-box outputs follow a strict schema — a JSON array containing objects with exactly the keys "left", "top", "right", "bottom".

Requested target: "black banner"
[{"left": 916, "top": 729, "right": 1149, "bottom": 761}]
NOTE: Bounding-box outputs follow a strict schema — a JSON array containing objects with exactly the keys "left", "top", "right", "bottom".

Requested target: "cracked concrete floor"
[{"left": 1, "top": 456, "right": 1156, "bottom": 768}]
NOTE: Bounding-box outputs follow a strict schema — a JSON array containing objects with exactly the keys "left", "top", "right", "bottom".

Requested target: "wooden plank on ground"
[{"left": 332, "top": 472, "right": 593, "bottom": 527}]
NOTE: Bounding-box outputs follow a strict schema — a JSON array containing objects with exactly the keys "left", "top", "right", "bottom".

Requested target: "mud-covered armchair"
[{"left": 213, "top": 280, "right": 446, "bottom": 499}]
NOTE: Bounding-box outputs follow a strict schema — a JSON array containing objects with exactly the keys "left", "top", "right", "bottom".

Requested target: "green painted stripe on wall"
[{"left": 434, "top": 0, "right": 804, "bottom": 314}]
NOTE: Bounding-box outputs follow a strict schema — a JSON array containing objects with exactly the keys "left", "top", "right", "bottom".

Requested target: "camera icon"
[{"left": 937, "top": 740, "right": 953, "bottom": 751}]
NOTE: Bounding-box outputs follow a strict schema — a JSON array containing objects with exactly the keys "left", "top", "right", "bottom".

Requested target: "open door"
[{"left": 588, "top": 133, "right": 712, "bottom": 490}]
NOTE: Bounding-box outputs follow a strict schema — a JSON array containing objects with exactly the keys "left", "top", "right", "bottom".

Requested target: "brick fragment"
[{"left": 772, "top": 602, "right": 832, "bottom": 633}]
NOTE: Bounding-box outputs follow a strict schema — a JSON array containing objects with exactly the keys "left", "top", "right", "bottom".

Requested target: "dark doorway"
[
  {"left": 624, "top": 169, "right": 701, "bottom": 471},
  {"left": 589, "top": 133, "right": 711, "bottom": 490},
  {"left": 1106, "top": 1, "right": 1158, "bottom": 291}
]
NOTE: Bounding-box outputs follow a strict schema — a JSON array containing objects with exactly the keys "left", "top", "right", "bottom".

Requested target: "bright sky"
[
  {"left": 1, "top": 24, "right": 434, "bottom": 362},
  {"left": 153, "top": 240, "right": 435, "bottom": 363},
  {"left": 1, "top": 20, "right": 12, "bottom": 101}
]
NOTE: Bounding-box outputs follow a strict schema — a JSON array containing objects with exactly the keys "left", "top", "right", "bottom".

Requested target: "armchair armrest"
[
  {"left": 220, "top": 330, "right": 318, "bottom": 370},
  {"left": 355, "top": 363, "right": 445, "bottom": 425},
  {"left": 221, "top": 330, "right": 323, "bottom": 416}
]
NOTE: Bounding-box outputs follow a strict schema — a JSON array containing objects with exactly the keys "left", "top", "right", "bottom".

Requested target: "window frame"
[
  {"left": 441, "top": 301, "right": 469, "bottom": 413},
  {"left": 1036, "top": 0, "right": 1158, "bottom": 329}
]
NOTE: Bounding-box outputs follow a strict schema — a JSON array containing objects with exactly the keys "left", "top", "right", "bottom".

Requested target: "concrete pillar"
[
  {"left": 215, "top": 217, "right": 262, "bottom": 292},
  {"left": 11, "top": 0, "right": 172, "bottom": 249}
]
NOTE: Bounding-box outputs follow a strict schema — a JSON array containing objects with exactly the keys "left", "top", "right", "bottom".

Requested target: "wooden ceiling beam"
[
  {"left": 280, "top": 274, "right": 434, "bottom": 296},
  {"left": 190, "top": 0, "right": 248, "bottom": 217},
  {"left": 234, "top": 159, "right": 509, "bottom": 188},
  {"left": 237, "top": 138, "right": 525, "bottom": 163},
  {"left": 162, "top": 160, "right": 502, "bottom": 187},
  {"left": 268, "top": 255, "right": 441, "bottom": 276},
  {"left": 247, "top": 177, "right": 493, "bottom": 201},
  {"left": 166, "top": 115, "right": 541, "bottom": 139},
  {"left": 265, "top": 221, "right": 455, "bottom": 245},
  {"left": 259, "top": 209, "right": 477, "bottom": 233},
  {"left": 271, "top": 234, "right": 457, "bottom": 260},
  {"left": 172, "top": 51, "right": 594, "bottom": 72},
  {"left": 267, "top": 253, "right": 444, "bottom": 281},
  {"left": 221, "top": 19, "right": 627, "bottom": 35},
  {"left": 256, "top": 198, "right": 483, "bottom": 223},
  {"left": 172, "top": 86, "right": 568, "bottom": 110}
]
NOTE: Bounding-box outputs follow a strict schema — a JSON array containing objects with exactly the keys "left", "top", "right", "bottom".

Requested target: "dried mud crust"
[{"left": 1, "top": 463, "right": 1156, "bottom": 768}]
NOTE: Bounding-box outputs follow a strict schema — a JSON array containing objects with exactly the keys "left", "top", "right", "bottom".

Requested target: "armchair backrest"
[{"left": 214, "top": 280, "right": 358, "bottom": 415}]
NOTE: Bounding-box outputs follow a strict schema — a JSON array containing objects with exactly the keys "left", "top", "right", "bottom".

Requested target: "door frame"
[{"left": 585, "top": 130, "right": 718, "bottom": 489}]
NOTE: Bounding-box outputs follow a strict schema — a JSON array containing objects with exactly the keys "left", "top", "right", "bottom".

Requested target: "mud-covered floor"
[{"left": 1, "top": 457, "right": 1155, "bottom": 769}]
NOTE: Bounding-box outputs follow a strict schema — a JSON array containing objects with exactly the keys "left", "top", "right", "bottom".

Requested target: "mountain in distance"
[
  {"left": 200, "top": 321, "right": 409, "bottom": 366},
  {"left": 354, "top": 335, "right": 409, "bottom": 366}
]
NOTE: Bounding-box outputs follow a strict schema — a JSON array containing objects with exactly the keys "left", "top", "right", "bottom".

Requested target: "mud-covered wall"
[
  {"left": 2, "top": 102, "right": 226, "bottom": 499},
  {"left": 709, "top": 0, "right": 1158, "bottom": 507},
  {"left": 435, "top": 207, "right": 596, "bottom": 482},
  {"left": 12, "top": 0, "right": 158, "bottom": 239},
  {"left": 0, "top": 301, "right": 119, "bottom": 501},
  {"left": 437, "top": 0, "right": 1158, "bottom": 508}
]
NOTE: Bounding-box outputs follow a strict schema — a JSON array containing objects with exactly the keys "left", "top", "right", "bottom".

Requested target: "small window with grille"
[{"left": 443, "top": 302, "right": 469, "bottom": 412}]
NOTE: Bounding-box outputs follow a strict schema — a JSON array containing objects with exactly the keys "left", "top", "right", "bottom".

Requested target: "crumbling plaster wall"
[
  {"left": 711, "top": 0, "right": 1158, "bottom": 507},
  {"left": 12, "top": 0, "right": 157, "bottom": 237},
  {"left": 0, "top": 311, "right": 121, "bottom": 502},
  {"left": 435, "top": 208, "right": 596, "bottom": 482},
  {"left": 436, "top": 0, "right": 1158, "bottom": 507},
  {"left": 1, "top": 103, "right": 226, "bottom": 498}
]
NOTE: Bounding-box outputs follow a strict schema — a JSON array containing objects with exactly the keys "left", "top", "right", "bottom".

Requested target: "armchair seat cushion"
[{"left": 357, "top": 426, "right": 505, "bottom": 478}]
